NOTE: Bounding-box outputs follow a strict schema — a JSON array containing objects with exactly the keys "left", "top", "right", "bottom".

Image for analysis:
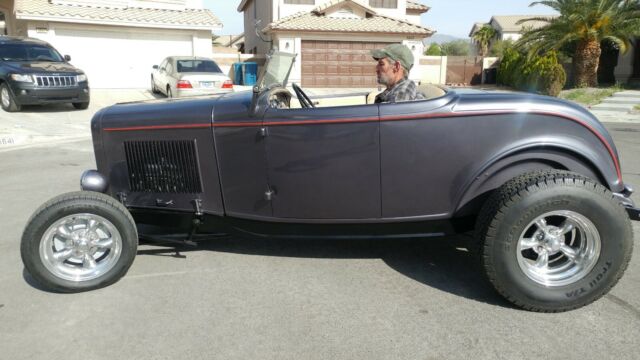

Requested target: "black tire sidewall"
[
  {"left": 21, "top": 195, "right": 137, "bottom": 292},
  {"left": 72, "top": 101, "right": 90, "bottom": 110},
  {"left": 487, "top": 181, "right": 632, "bottom": 309},
  {"left": 1, "top": 83, "right": 20, "bottom": 112}
]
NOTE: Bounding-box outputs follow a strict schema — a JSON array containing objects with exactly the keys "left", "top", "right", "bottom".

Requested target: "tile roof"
[
  {"left": 313, "top": 0, "right": 373, "bottom": 14},
  {"left": 265, "top": 8, "right": 434, "bottom": 35},
  {"left": 15, "top": 0, "right": 222, "bottom": 30},
  {"left": 406, "top": 1, "right": 429, "bottom": 12},
  {"left": 490, "top": 15, "right": 556, "bottom": 32}
]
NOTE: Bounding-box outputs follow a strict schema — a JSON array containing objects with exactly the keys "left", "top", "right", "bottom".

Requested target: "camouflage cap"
[{"left": 371, "top": 44, "right": 414, "bottom": 72}]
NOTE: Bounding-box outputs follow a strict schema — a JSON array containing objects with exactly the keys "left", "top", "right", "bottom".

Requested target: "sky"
[{"left": 204, "top": 0, "right": 559, "bottom": 39}]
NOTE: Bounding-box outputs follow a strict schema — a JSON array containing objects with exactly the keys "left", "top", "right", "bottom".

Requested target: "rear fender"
[{"left": 454, "top": 147, "right": 605, "bottom": 216}]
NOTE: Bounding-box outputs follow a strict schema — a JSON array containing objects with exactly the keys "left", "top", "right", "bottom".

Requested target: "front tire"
[
  {"left": 21, "top": 191, "right": 138, "bottom": 293},
  {"left": 476, "top": 171, "right": 633, "bottom": 312},
  {"left": 1, "top": 83, "right": 21, "bottom": 112}
]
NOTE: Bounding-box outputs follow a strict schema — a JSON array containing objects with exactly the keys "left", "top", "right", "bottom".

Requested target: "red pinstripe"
[{"left": 103, "top": 110, "right": 622, "bottom": 182}]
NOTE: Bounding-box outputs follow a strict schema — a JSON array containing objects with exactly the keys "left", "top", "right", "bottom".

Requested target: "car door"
[
  {"left": 263, "top": 103, "right": 381, "bottom": 220},
  {"left": 378, "top": 96, "right": 459, "bottom": 219}
]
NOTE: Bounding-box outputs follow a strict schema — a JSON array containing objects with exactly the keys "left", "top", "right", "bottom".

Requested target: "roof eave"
[
  {"left": 313, "top": 0, "right": 377, "bottom": 16},
  {"left": 237, "top": 0, "right": 252, "bottom": 12},
  {"left": 266, "top": 28, "right": 434, "bottom": 36},
  {"left": 15, "top": 13, "right": 223, "bottom": 31}
]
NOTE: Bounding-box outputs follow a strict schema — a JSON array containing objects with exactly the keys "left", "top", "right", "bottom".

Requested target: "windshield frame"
[{"left": 257, "top": 50, "right": 296, "bottom": 92}]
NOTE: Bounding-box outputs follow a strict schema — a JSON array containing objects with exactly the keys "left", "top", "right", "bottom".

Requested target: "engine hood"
[{"left": 3, "top": 61, "right": 82, "bottom": 74}]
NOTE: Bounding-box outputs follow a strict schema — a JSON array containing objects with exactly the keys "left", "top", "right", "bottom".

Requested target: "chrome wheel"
[
  {"left": 517, "top": 210, "right": 601, "bottom": 287},
  {"left": 1, "top": 86, "right": 11, "bottom": 108},
  {"left": 39, "top": 213, "right": 123, "bottom": 282}
]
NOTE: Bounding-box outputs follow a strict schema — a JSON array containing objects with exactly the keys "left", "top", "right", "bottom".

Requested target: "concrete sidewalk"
[{"left": 589, "top": 90, "right": 640, "bottom": 123}]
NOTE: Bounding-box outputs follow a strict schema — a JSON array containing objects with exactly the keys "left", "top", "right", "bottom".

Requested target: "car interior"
[{"left": 268, "top": 83, "right": 448, "bottom": 110}]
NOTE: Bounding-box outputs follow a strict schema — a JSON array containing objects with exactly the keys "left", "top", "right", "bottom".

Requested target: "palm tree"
[
  {"left": 473, "top": 25, "right": 497, "bottom": 56},
  {"left": 516, "top": 0, "right": 640, "bottom": 87}
]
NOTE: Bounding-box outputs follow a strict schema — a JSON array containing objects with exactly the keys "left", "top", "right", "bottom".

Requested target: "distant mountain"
[{"left": 423, "top": 34, "right": 465, "bottom": 45}]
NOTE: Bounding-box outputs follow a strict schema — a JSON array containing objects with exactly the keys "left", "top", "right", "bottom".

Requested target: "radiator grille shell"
[{"left": 124, "top": 140, "right": 203, "bottom": 194}]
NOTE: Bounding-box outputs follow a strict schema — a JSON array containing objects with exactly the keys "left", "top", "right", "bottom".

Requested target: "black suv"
[{"left": 0, "top": 37, "right": 89, "bottom": 112}]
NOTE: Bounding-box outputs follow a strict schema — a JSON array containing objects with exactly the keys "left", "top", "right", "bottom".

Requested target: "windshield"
[
  {"left": 258, "top": 51, "right": 296, "bottom": 90},
  {"left": 0, "top": 44, "right": 64, "bottom": 62},
  {"left": 176, "top": 60, "right": 222, "bottom": 73}
]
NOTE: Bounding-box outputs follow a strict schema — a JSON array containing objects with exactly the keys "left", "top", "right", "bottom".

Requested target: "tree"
[
  {"left": 425, "top": 43, "right": 442, "bottom": 55},
  {"left": 440, "top": 40, "right": 471, "bottom": 56},
  {"left": 472, "top": 25, "right": 497, "bottom": 56},
  {"left": 488, "top": 39, "right": 515, "bottom": 57},
  {"left": 516, "top": 0, "right": 640, "bottom": 88}
]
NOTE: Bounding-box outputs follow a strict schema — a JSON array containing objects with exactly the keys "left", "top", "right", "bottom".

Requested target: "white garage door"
[{"left": 53, "top": 27, "right": 193, "bottom": 89}]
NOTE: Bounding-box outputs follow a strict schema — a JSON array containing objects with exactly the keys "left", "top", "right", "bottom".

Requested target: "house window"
[
  {"left": 284, "top": 0, "right": 315, "bottom": 4},
  {"left": 369, "top": 0, "right": 397, "bottom": 8}
]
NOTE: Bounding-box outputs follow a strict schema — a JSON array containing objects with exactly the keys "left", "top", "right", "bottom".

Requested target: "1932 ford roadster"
[{"left": 21, "top": 51, "right": 639, "bottom": 312}]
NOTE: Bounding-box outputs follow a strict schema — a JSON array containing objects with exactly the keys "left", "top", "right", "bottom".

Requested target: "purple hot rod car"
[{"left": 21, "top": 52, "right": 639, "bottom": 312}]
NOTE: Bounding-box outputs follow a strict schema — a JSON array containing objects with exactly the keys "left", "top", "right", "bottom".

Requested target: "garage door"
[
  {"left": 301, "top": 40, "right": 392, "bottom": 88},
  {"left": 53, "top": 28, "right": 193, "bottom": 89}
]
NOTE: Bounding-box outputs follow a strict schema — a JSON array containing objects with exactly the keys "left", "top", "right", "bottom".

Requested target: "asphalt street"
[{"left": 0, "top": 123, "right": 639, "bottom": 359}]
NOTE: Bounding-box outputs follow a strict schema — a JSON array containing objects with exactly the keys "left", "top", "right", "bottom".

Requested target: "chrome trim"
[
  {"left": 80, "top": 170, "right": 108, "bottom": 193},
  {"left": 33, "top": 75, "right": 77, "bottom": 88}
]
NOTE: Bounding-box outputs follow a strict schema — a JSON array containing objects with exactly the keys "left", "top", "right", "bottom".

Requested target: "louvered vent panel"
[{"left": 124, "top": 140, "right": 202, "bottom": 193}]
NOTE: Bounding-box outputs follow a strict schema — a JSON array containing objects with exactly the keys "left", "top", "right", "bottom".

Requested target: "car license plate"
[{"left": 200, "top": 81, "right": 215, "bottom": 88}]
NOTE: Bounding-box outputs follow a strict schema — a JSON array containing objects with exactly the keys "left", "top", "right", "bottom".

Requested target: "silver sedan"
[{"left": 151, "top": 56, "right": 233, "bottom": 98}]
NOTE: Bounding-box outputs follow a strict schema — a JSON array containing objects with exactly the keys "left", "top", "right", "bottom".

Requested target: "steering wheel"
[{"left": 292, "top": 83, "right": 315, "bottom": 108}]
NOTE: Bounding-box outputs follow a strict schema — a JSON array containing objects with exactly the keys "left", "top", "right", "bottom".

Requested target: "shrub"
[{"left": 498, "top": 49, "right": 566, "bottom": 97}]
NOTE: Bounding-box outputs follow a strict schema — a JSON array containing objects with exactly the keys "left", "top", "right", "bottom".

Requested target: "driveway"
[{"left": 0, "top": 89, "right": 157, "bottom": 152}]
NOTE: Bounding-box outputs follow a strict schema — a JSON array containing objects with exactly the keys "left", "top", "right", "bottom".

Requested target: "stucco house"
[
  {"left": 0, "top": 0, "right": 222, "bottom": 88},
  {"left": 469, "top": 15, "right": 555, "bottom": 42},
  {"left": 238, "top": 0, "right": 434, "bottom": 87}
]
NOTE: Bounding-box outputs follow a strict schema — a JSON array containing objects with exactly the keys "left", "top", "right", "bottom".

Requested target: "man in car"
[{"left": 371, "top": 44, "right": 425, "bottom": 104}]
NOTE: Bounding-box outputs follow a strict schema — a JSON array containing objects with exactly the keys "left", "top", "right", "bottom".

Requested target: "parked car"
[
  {"left": 21, "top": 51, "right": 639, "bottom": 312},
  {"left": 0, "top": 37, "right": 90, "bottom": 112},
  {"left": 150, "top": 56, "right": 233, "bottom": 98}
]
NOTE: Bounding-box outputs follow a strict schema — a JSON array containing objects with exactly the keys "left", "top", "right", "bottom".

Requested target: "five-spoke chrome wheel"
[
  {"left": 39, "top": 213, "right": 123, "bottom": 282},
  {"left": 517, "top": 210, "right": 601, "bottom": 287}
]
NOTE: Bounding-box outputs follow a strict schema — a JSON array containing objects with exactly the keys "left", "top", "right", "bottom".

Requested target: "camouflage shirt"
[{"left": 375, "top": 78, "right": 426, "bottom": 104}]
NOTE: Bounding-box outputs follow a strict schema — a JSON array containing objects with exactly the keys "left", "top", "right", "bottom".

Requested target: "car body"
[
  {"left": 22, "top": 51, "right": 639, "bottom": 311},
  {"left": 150, "top": 56, "right": 233, "bottom": 98},
  {"left": 0, "top": 37, "right": 90, "bottom": 112}
]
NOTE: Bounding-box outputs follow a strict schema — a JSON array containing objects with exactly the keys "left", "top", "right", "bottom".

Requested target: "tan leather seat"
[{"left": 418, "top": 83, "right": 447, "bottom": 99}]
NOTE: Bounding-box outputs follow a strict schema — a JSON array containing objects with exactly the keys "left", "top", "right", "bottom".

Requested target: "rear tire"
[
  {"left": 72, "top": 101, "right": 89, "bottom": 110},
  {"left": 476, "top": 171, "right": 633, "bottom": 312},
  {"left": 167, "top": 86, "right": 173, "bottom": 98},
  {"left": 21, "top": 191, "right": 138, "bottom": 293},
  {"left": 1, "top": 83, "right": 21, "bottom": 112}
]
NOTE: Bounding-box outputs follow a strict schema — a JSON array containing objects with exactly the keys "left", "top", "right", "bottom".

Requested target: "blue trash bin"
[
  {"left": 243, "top": 62, "right": 258, "bottom": 86},
  {"left": 233, "top": 62, "right": 243, "bottom": 85}
]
